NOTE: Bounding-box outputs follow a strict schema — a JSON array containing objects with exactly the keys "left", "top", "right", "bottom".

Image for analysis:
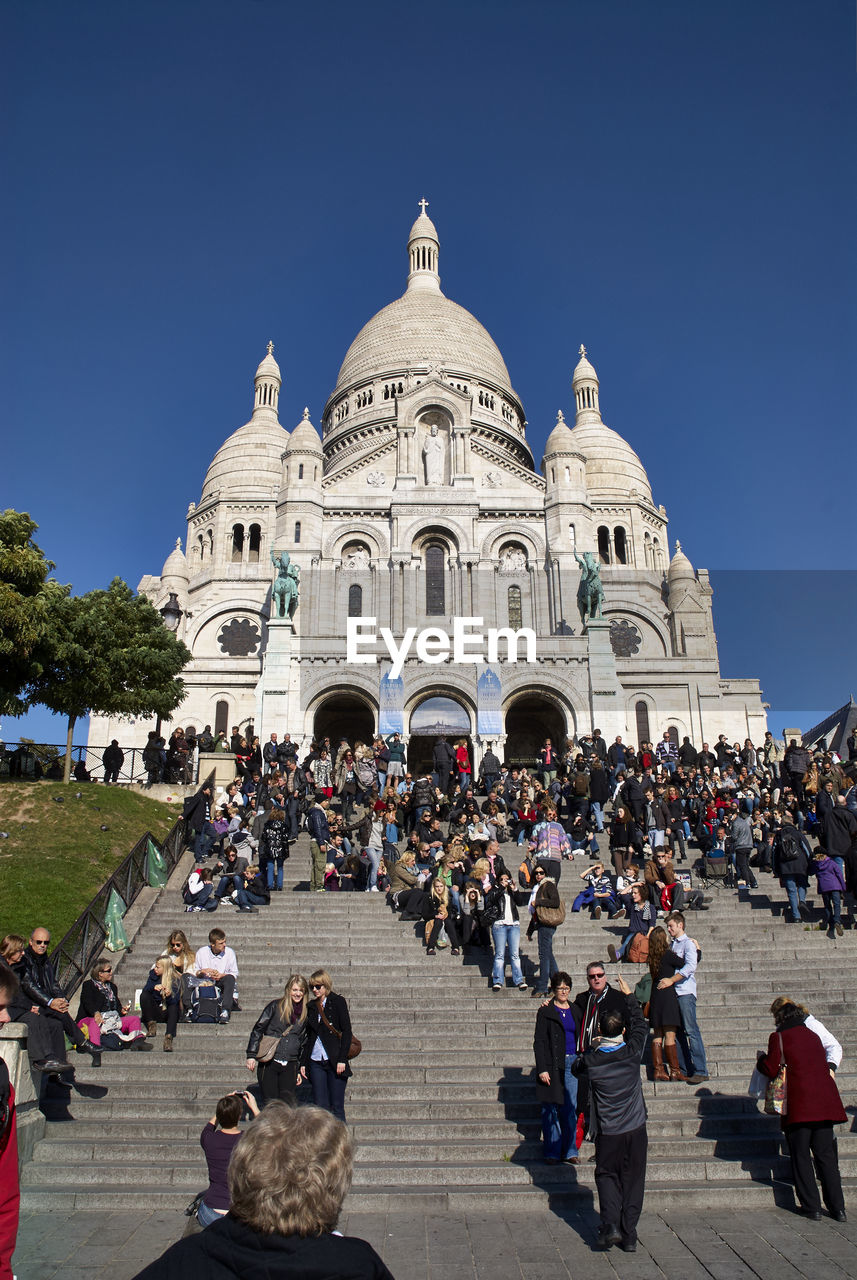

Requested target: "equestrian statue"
[
  {"left": 575, "top": 549, "right": 604, "bottom": 626},
  {"left": 270, "top": 549, "right": 300, "bottom": 620}
]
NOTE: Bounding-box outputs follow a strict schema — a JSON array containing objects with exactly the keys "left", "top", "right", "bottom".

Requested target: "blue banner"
[
  {"left": 379, "top": 668, "right": 405, "bottom": 735},
  {"left": 477, "top": 665, "right": 503, "bottom": 736}
]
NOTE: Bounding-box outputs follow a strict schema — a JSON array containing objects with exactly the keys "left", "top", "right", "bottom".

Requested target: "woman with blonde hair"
[
  {"left": 306, "top": 970, "right": 354, "bottom": 1122},
  {"left": 646, "top": 925, "right": 688, "bottom": 1082},
  {"left": 246, "top": 974, "right": 309, "bottom": 1104},
  {"left": 140, "top": 954, "right": 181, "bottom": 1051},
  {"left": 424, "top": 878, "right": 463, "bottom": 957},
  {"left": 134, "top": 1103, "right": 393, "bottom": 1278}
]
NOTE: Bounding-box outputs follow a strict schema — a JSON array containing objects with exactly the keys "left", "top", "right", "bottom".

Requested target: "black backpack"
[{"left": 189, "top": 980, "right": 221, "bottom": 1024}]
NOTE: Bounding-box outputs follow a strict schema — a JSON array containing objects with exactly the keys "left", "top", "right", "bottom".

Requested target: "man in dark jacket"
[
  {"left": 573, "top": 987, "right": 647, "bottom": 1252},
  {"left": 102, "top": 740, "right": 124, "bottom": 784},
  {"left": 432, "top": 738, "right": 456, "bottom": 794},
  {"left": 822, "top": 795, "right": 857, "bottom": 863},
  {"left": 306, "top": 795, "right": 332, "bottom": 892},
  {"left": 677, "top": 737, "right": 698, "bottom": 768},
  {"left": 18, "top": 929, "right": 100, "bottom": 1062},
  {"left": 572, "top": 963, "right": 628, "bottom": 1052},
  {"left": 784, "top": 740, "right": 811, "bottom": 805},
  {"left": 773, "top": 822, "right": 813, "bottom": 922},
  {"left": 478, "top": 744, "right": 501, "bottom": 795},
  {"left": 185, "top": 783, "right": 216, "bottom": 858}
]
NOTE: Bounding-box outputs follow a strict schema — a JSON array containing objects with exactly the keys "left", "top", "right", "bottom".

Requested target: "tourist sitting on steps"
[
  {"left": 183, "top": 866, "right": 219, "bottom": 912},
  {"left": 0, "top": 935, "right": 74, "bottom": 1074},
  {"left": 193, "top": 928, "right": 238, "bottom": 1024},
  {"left": 140, "top": 955, "right": 181, "bottom": 1052},
  {"left": 17, "top": 927, "right": 102, "bottom": 1065},
  {"left": 77, "top": 958, "right": 147, "bottom": 1051}
]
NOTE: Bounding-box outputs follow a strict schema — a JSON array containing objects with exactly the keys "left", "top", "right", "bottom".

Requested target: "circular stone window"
[
  {"left": 217, "top": 618, "right": 261, "bottom": 657},
  {"left": 609, "top": 619, "right": 642, "bottom": 657}
]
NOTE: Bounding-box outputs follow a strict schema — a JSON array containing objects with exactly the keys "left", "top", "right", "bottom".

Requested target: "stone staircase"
[{"left": 20, "top": 848, "right": 857, "bottom": 1213}]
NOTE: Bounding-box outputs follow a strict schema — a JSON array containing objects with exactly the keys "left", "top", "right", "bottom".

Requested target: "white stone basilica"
[{"left": 90, "top": 205, "right": 766, "bottom": 767}]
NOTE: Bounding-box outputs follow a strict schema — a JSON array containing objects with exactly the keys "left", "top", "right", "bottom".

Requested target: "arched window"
[
  {"left": 197, "top": 534, "right": 205, "bottom": 563},
  {"left": 666, "top": 725, "right": 679, "bottom": 747},
  {"left": 425, "top": 543, "right": 445, "bottom": 616},
  {"left": 597, "top": 525, "right": 611, "bottom": 564},
  {"left": 644, "top": 532, "right": 652, "bottom": 568},
  {"left": 348, "top": 584, "right": 362, "bottom": 618},
  {"left": 214, "top": 700, "right": 229, "bottom": 737},
  {"left": 635, "top": 701, "right": 650, "bottom": 748},
  {"left": 614, "top": 527, "right": 627, "bottom": 564},
  {"left": 298, "top": 463, "right": 304, "bottom": 480},
  {"left": 508, "top": 584, "right": 522, "bottom": 630},
  {"left": 294, "top": 521, "right": 301, "bottom": 544},
  {"left": 231, "top": 524, "right": 244, "bottom": 562},
  {"left": 248, "top": 524, "right": 261, "bottom": 563}
]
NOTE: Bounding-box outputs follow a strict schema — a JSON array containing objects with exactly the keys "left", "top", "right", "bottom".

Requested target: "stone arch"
[
  {"left": 479, "top": 525, "right": 543, "bottom": 564},
  {"left": 625, "top": 691, "right": 656, "bottom": 749},
  {"left": 602, "top": 602, "right": 670, "bottom": 657},
  {"left": 321, "top": 522, "right": 388, "bottom": 564},
  {"left": 403, "top": 515, "right": 466, "bottom": 557},
  {"left": 503, "top": 686, "right": 575, "bottom": 768},
  {"left": 406, "top": 688, "right": 475, "bottom": 777},
  {"left": 306, "top": 685, "right": 377, "bottom": 749}
]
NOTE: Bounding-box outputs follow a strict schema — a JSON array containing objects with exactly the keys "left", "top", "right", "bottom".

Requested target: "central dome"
[{"left": 334, "top": 290, "right": 514, "bottom": 395}]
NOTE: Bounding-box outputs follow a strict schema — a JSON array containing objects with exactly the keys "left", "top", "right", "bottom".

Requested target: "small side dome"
[
  {"left": 544, "top": 409, "right": 576, "bottom": 457},
  {"left": 668, "top": 540, "right": 695, "bottom": 584},
  {"left": 255, "top": 342, "right": 281, "bottom": 383},
  {"left": 286, "top": 407, "right": 322, "bottom": 454},
  {"left": 161, "top": 537, "right": 189, "bottom": 582},
  {"left": 572, "top": 344, "right": 599, "bottom": 387}
]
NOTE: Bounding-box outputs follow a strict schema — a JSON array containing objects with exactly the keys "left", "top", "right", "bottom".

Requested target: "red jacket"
[{"left": 758, "top": 1021, "right": 846, "bottom": 1127}]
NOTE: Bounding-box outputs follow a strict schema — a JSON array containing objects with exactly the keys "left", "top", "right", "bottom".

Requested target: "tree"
[
  {"left": 32, "top": 578, "right": 192, "bottom": 783},
  {"left": 0, "top": 510, "right": 68, "bottom": 715}
]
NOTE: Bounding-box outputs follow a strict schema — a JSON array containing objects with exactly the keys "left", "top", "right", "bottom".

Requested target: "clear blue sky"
[{"left": 2, "top": 1, "right": 855, "bottom": 744}]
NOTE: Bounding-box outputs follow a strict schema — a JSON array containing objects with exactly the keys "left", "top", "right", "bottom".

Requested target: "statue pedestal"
[
  {"left": 585, "top": 619, "right": 624, "bottom": 740},
  {"left": 255, "top": 617, "right": 300, "bottom": 741}
]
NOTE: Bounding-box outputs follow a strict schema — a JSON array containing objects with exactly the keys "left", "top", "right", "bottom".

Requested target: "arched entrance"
[
  {"left": 407, "top": 695, "right": 472, "bottom": 778},
  {"left": 313, "top": 695, "right": 375, "bottom": 749},
  {"left": 504, "top": 695, "right": 567, "bottom": 769}
]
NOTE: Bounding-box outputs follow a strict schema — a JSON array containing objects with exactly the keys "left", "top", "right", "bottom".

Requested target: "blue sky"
[{"left": 2, "top": 1, "right": 855, "bottom": 744}]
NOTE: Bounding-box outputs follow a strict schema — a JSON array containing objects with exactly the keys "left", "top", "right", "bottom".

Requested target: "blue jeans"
[
  {"left": 783, "top": 874, "right": 808, "bottom": 921},
  {"left": 193, "top": 823, "right": 217, "bottom": 859},
  {"left": 535, "top": 925, "right": 557, "bottom": 993},
  {"left": 364, "top": 846, "right": 382, "bottom": 890},
  {"left": 197, "top": 1200, "right": 226, "bottom": 1228},
  {"left": 236, "top": 888, "right": 267, "bottom": 909},
  {"left": 677, "top": 993, "right": 707, "bottom": 1075},
  {"left": 265, "top": 859, "right": 285, "bottom": 890},
  {"left": 491, "top": 921, "right": 523, "bottom": 986},
  {"left": 309, "top": 1059, "right": 348, "bottom": 1122},
  {"left": 187, "top": 884, "right": 218, "bottom": 911},
  {"left": 541, "top": 1054, "right": 580, "bottom": 1160},
  {"left": 590, "top": 801, "right": 604, "bottom": 832},
  {"left": 822, "top": 891, "right": 841, "bottom": 926},
  {"left": 215, "top": 874, "right": 241, "bottom": 898}
]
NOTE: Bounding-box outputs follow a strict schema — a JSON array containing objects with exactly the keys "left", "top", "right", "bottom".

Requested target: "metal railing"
[
  {"left": 47, "top": 770, "right": 214, "bottom": 995},
  {"left": 0, "top": 741, "right": 199, "bottom": 786}
]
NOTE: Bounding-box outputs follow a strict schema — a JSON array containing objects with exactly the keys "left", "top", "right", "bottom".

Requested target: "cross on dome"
[
  {"left": 418, "top": 198, "right": 429, "bottom": 216},
  {"left": 556, "top": 410, "right": 565, "bottom": 424},
  {"left": 303, "top": 407, "right": 310, "bottom": 419},
  {"left": 579, "top": 344, "right": 586, "bottom": 358},
  {"left": 267, "top": 340, "right": 274, "bottom": 356}
]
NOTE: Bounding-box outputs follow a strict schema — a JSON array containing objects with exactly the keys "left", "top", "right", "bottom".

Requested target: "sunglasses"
[
  {"left": 587, "top": 972, "right": 605, "bottom": 980},
  {"left": 32, "top": 940, "right": 49, "bottom": 947}
]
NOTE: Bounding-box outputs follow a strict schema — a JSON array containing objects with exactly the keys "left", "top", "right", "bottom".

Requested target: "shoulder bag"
[
  {"left": 317, "top": 997, "right": 362, "bottom": 1059},
  {"left": 763, "top": 1032, "right": 788, "bottom": 1115},
  {"left": 536, "top": 900, "right": 566, "bottom": 927}
]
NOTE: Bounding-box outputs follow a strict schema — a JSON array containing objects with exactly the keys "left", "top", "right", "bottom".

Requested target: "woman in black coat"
[
  {"left": 646, "top": 927, "right": 687, "bottom": 1082},
  {"left": 245, "top": 975, "right": 310, "bottom": 1104},
  {"left": 305, "top": 969, "right": 353, "bottom": 1123},
  {"left": 533, "top": 971, "right": 580, "bottom": 1164}
]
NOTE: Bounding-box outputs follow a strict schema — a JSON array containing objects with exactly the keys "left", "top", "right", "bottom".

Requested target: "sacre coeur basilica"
[{"left": 88, "top": 204, "right": 766, "bottom": 770}]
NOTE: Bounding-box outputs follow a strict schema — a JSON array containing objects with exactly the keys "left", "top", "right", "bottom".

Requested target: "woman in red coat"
[{"left": 757, "top": 999, "right": 846, "bottom": 1221}]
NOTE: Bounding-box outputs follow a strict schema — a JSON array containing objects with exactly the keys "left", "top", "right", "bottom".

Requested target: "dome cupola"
[
  {"left": 568, "top": 346, "right": 653, "bottom": 503},
  {"left": 286, "top": 407, "right": 322, "bottom": 455},
  {"left": 253, "top": 340, "right": 282, "bottom": 417},
  {"left": 406, "top": 198, "right": 440, "bottom": 293}
]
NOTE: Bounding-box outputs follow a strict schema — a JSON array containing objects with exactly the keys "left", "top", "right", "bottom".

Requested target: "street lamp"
[{"left": 159, "top": 592, "right": 183, "bottom": 632}]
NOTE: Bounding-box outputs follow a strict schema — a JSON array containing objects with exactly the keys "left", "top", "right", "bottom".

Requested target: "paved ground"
[{"left": 12, "top": 1205, "right": 856, "bottom": 1278}]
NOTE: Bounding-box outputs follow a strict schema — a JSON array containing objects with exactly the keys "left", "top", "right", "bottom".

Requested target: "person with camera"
[
  {"left": 483, "top": 870, "right": 530, "bottom": 991},
  {"left": 197, "top": 1090, "right": 260, "bottom": 1227}
]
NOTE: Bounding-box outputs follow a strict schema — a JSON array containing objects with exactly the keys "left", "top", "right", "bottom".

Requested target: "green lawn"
[{"left": 0, "top": 782, "right": 183, "bottom": 943}]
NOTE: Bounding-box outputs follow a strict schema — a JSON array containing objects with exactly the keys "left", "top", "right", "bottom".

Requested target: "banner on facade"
[
  {"left": 379, "top": 667, "right": 405, "bottom": 735},
  {"left": 477, "top": 666, "right": 503, "bottom": 736}
]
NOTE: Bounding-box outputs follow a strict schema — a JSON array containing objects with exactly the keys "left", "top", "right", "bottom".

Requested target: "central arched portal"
[
  {"left": 313, "top": 695, "right": 375, "bottom": 748},
  {"left": 407, "top": 695, "right": 472, "bottom": 777},
  {"left": 504, "top": 695, "right": 568, "bottom": 769}
]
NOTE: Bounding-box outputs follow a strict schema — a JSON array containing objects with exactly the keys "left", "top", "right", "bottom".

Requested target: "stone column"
[
  {"left": 255, "top": 618, "right": 301, "bottom": 743},
  {"left": 585, "top": 619, "right": 624, "bottom": 741}
]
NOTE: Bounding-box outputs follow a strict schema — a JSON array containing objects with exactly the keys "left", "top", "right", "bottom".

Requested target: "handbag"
[
  {"left": 628, "top": 932, "right": 650, "bottom": 963},
  {"left": 255, "top": 1033, "right": 281, "bottom": 1064},
  {"left": 317, "top": 998, "right": 361, "bottom": 1059},
  {"left": 536, "top": 901, "right": 566, "bottom": 927},
  {"left": 763, "top": 1033, "right": 788, "bottom": 1115}
]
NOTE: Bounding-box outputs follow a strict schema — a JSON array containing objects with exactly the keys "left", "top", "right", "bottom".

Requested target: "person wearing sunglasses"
[
  {"left": 305, "top": 970, "right": 353, "bottom": 1123},
  {"left": 77, "top": 960, "right": 147, "bottom": 1051},
  {"left": 17, "top": 928, "right": 101, "bottom": 1064}
]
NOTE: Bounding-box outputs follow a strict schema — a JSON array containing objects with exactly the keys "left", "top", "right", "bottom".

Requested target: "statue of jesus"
[{"left": 422, "top": 424, "right": 445, "bottom": 485}]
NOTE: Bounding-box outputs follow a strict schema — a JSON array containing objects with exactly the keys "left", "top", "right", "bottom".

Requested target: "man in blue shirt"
[{"left": 666, "top": 911, "right": 708, "bottom": 1083}]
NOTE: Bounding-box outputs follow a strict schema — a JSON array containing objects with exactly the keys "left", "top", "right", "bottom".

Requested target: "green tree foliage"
[
  {"left": 32, "top": 579, "right": 192, "bottom": 782},
  {"left": 0, "top": 510, "right": 68, "bottom": 715}
]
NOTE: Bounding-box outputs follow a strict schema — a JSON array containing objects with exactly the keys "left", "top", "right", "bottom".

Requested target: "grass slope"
[{"left": 0, "top": 782, "right": 182, "bottom": 942}]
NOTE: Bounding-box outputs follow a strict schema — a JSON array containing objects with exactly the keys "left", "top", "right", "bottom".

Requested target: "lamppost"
[{"left": 155, "top": 594, "right": 184, "bottom": 737}]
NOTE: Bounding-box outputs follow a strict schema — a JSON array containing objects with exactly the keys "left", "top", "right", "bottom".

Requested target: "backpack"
[
  {"left": 573, "top": 772, "right": 589, "bottom": 795},
  {"left": 189, "top": 980, "right": 221, "bottom": 1024}
]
